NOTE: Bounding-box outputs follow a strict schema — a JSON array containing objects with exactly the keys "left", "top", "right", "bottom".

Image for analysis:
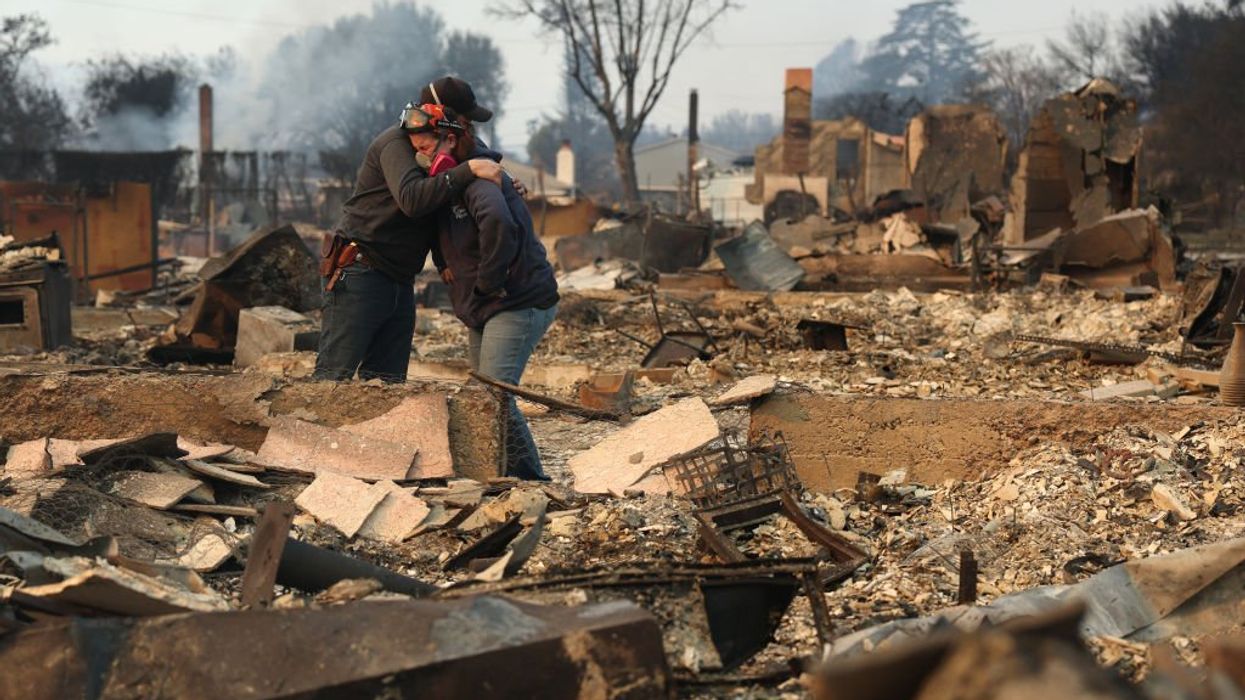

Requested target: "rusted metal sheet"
[
  {"left": 0, "top": 181, "right": 158, "bottom": 292},
  {"left": 0, "top": 182, "right": 83, "bottom": 276},
  {"left": 643, "top": 218, "right": 712, "bottom": 273},
  {"left": 0, "top": 597, "right": 670, "bottom": 699},
  {"left": 715, "top": 221, "right": 805, "bottom": 292},
  {"left": 578, "top": 371, "right": 635, "bottom": 414},
  {"left": 448, "top": 559, "right": 818, "bottom": 671},
  {"left": 83, "top": 182, "right": 156, "bottom": 291}
]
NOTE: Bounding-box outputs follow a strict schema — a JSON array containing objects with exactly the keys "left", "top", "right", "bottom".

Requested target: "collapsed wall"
[
  {"left": 1005, "top": 79, "right": 1143, "bottom": 245},
  {"left": 0, "top": 373, "right": 504, "bottom": 481}
]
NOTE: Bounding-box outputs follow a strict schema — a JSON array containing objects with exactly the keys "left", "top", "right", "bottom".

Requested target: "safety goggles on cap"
[{"left": 399, "top": 102, "right": 463, "bottom": 134}]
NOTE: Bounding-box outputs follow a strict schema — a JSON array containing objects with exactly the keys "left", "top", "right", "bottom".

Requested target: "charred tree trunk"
[{"left": 614, "top": 138, "right": 641, "bottom": 207}]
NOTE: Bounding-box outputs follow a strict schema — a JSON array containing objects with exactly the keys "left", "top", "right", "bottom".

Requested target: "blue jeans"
[
  {"left": 469, "top": 305, "right": 558, "bottom": 480},
  {"left": 313, "top": 263, "right": 415, "bottom": 382}
]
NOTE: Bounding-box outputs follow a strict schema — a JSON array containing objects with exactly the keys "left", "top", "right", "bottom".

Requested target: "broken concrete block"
[
  {"left": 234, "top": 306, "right": 319, "bottom": 369},
  {"left": 1079, "top": 379, "right": 1159, "bottom": 401},
  {"left": 257, "top": 416, "right": 418, "bottom": 481},
  {"left": 571, "top": 397, "right": 720, "bottom": 495},
  {"left": 358, "top": 481, "right": 431, "bottom": 543},
  {"left": 104, "top": 471, "right": 205, "bottom": 509},
  {"left": 4, "top": 438, "right": 51, "bottom": 477},
  {"left": 410, "top": 504, "right": 459, "bottom": 536},
  {"left": 1152, "top": 483, "right": 1197, "bottom": 521},
  {"left": 457, "top": 488, "right": 550, "bottom": 532},
  {"left": 147, "top": 457, "right": 217, "bottom": 504},
  {"left": 295, "top": 471, "right": 387, "bottom": 538},
  {"left": 47, "top": 438, "right": 115, "bottom": 468},
  {"left": 343, "top": 395, "right": 453, "bottom": 478},
  {"left": 157, "top": 531, "right": 235, "bottom": 572},
  {"left": 711, "top": 374, "right": 778, "bottom": 406}
]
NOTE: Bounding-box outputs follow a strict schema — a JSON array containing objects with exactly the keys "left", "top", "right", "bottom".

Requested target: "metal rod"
[
  {"left": 84, "top": 257, "right": 179, "bottom": 281},
  {"left": 468, "top": 370, "right": 622, "bottom": 422}
]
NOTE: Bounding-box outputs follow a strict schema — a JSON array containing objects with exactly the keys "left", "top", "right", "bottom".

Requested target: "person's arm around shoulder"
[{"left": 378, "top": 140, "right": 507, "bottom": 219}]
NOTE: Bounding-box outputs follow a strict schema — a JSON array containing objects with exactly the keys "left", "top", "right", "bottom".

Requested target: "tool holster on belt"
[{"left": 320, "top": 234, "right": 360, "bottom": 292}]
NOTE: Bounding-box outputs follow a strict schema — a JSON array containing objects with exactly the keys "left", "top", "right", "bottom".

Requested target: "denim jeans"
[
  {"left": 313, "top": 263, "right": 415, "bottom": 382},
  {"left": 469, "top": 305, "right": 558, "bottom": 480}
]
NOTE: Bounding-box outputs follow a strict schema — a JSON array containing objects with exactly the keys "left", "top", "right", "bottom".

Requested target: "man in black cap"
[
  {"left": 419, "top": 76, "right": 494, "bottom": 122},
  {"left": 313, "top": 77, "right": 507, "bottom": 382}
]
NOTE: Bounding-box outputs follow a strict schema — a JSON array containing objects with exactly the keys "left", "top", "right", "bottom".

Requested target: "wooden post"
[
  {"left": 199, "top": 83, "right": 215, "bottom": 256},
  {"left": 239, "top": 501, "right": 296, "bottom": 608},
  {"left": 958, "top": 549, "right": 978, "bottom": 604}
]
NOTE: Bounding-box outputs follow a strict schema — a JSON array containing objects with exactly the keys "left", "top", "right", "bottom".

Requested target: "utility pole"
[
  {"left": 687, "top": 89, "right": 700, "bottom": 217},
  {"left": 199, "top": 84, "right": 215, "bottom": 256}
]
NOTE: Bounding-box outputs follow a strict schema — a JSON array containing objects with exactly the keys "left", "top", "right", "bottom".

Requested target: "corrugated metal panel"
[{"left": 714, "top": 221, "right": 804, "bottom": 291}]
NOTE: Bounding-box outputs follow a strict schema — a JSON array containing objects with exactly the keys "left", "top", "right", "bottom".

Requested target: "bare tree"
[
  {"left": 496, "top": 0, "right": 736, "bottom": 205},
  {"left": 1046, "top": 11, "right": 1124, "bottom": 86},
  {"left": 970, "top": 46, "right": 1062, "bottom": 160}
]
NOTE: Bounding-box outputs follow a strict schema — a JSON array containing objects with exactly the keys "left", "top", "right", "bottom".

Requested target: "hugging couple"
[{"left": 315, "top": 76, "right": 558, "bottom": 482}]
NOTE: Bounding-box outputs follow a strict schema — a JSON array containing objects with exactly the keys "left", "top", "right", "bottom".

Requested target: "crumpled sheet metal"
[
  {"left": 828, "top": 536, "right": 1245, "bottom": 658},
  {"left": 715, "top": 221, "right": 805, "bottom": 292}
]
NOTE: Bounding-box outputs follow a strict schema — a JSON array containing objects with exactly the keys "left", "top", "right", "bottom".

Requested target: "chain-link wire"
[{"left": 0, "top": 471, "right": 239, "bottom": 563}]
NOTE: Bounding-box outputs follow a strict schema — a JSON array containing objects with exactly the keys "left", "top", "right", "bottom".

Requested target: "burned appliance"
[{"left": 0, "top": 243, "right": 73, "bottom": 353}]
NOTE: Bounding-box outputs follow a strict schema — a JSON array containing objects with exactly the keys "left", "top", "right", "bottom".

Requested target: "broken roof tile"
[{"left": 294, "top": 471, "right": 387, "bottom": 539}]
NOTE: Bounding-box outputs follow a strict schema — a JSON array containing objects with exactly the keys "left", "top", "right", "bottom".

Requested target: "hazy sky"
[{"left": 10, "top": 0, "right": 1163, "bottom": 151}]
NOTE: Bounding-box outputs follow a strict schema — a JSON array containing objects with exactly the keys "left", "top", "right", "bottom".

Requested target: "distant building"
[
  {"left": 700, "top": 168, "right": 765, "bottom": 228},
  {"left": 503, "top": 147, "right": 601, "bottom": 243},
  {"left": 634, "top": 136, "right": 741, "bottom": 211},
  {"left": 749, "top": 68, "right": 907, "bottom": 222}
]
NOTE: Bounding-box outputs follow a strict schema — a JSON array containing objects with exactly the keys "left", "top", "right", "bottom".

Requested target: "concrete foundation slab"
[{"left": 750, "top": 394, "right": 1245, "bottom": 492}]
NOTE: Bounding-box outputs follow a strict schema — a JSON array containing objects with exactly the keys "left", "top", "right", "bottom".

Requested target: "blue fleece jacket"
[{"left": 431, "top": 146, "right": 559, "bottom": 329}]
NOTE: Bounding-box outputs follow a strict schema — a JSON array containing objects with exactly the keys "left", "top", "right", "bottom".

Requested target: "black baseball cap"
[{"left": 420, "top": 77, "right": 493, "bottom": 123}]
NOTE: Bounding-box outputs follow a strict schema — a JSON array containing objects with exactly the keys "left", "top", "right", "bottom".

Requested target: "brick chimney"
[
  {"left": 782, "top": 68, "right": 813, "bottom": 174},
  {"left": 556, "top": 140, "right": 575, "bottom": 191}
]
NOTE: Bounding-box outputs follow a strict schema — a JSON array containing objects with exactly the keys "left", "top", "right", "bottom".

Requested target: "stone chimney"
[
  {"left": 556, "top": 140, "right": 575, "bottom": 190},
  {"left": 782, "top": 68, "right": 813, "bottom": 174}
]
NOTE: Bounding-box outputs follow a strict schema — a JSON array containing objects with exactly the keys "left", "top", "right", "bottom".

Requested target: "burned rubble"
[
  {"left": 1, "top": 52, "right": 1244, "bottom": 700},
  {"left": 3, "top": 224, "right": 1245, "bottom": 697}
]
